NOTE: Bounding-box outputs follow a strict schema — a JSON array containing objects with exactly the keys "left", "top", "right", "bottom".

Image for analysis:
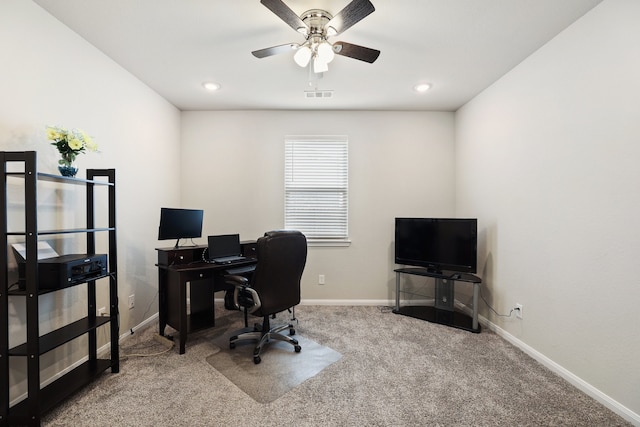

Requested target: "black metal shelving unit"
[{"left": 1, "top": 151, "right": 119, "bottom": 426}]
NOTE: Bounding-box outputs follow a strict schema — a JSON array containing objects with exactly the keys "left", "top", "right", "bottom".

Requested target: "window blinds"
[{"left": 285, "top": 136, "right": 348, "bottom": 241}]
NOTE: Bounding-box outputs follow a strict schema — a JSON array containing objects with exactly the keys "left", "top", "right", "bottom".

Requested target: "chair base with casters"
[{"left": 229, "top": 313, "right": 301, "bottom": 364}]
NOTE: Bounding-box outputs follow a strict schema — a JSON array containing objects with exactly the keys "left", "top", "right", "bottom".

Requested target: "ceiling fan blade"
[
  {"left": 326, "top": 0, "right": 375, "bottom": 36},
  {"left": 260, "top": 0, "right": 308, "bottom": 33},
  {"left": 252, "top": 43, "right": 299, "bottom": 58},
  {"left": 333, "top": 41, "right": 380, "bottom": 63}
]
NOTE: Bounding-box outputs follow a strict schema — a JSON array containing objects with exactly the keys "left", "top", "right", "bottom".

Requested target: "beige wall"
[
  {"left": 180, "top": 110, "right": 456, "bottom": 302},
  {"left": 0, "top": 0, "right": 181, "bottom": 403},
  {"left": 456, "top": 0, "right": 640, "bottom": 421}
]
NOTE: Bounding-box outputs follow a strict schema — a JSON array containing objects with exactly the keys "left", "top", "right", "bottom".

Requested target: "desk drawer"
[
  {"left": 158, "top": 248, "right": 202, "bottom": 265},
  {"left": 241, "top": 241, "right": 257, "bottom": 258}
]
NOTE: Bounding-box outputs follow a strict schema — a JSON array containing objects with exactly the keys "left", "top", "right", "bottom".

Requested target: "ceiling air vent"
[{"left": 304, "top": 90, "right": 334, "bottom": 99}]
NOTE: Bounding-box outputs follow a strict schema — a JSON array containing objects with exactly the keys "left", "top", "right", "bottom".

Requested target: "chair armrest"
[
  {"left": 224, "top": 274, "right": 249, "bottom": 286},
  {"left": 233, "top": 285, "right": 261, "bottom": 314}
]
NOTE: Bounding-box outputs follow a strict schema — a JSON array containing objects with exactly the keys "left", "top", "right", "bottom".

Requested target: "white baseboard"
[
  {"left": 117, "top": 313, "right": 159, "bottom": 343},
  {"left": 478, "top": 314, "right": 640, "bottom": 426}
]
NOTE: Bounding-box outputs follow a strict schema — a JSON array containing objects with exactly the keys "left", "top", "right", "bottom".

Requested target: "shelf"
[
  {"left": 8, "top": 272, "right": 112, "bottom": 296},
  {"left": 393, "top": 306, "right": 481, "bottom": 333},
  {"left": 5, "top": 171, "right": 114, "bottom": 186},
  {"left": 8, "top": 359, "right": 114, "bottom": 423},
  {"left": 6, "top": 227, "right": 115, "bottom": 236},
  {"left": 394, "top": 267, "right": 480, "bottom": 283},
  {"left": 9, "top": 316, "right": 111, "bottom": 356}
]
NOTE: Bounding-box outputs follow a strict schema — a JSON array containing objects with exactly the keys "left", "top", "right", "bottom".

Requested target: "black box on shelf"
[{"left": 17, "top": 254, "right": 108, "bottom": 290}]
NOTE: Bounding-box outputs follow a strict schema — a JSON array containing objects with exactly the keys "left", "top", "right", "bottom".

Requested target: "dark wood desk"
[{"left": 155, "top": 243, "right": 256, "bottom": 354}]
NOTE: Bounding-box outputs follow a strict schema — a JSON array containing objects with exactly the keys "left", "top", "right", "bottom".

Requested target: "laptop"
[{"left": 207, "top": 234, "right": 246, "bottom": 264}]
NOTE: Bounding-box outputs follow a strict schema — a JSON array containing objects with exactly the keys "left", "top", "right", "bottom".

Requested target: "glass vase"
[{"left": 58, "top": 164, "right": 78, "bottom": 177}]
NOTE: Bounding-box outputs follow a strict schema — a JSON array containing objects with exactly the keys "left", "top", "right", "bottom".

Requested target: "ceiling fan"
[{"left": 252, "top": 0, "right": 380, "bottom": 74}]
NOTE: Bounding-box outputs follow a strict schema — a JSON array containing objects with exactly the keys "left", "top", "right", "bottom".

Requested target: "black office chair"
[{"left": 224, "top": 230, "right": 307, "bottom": 364}]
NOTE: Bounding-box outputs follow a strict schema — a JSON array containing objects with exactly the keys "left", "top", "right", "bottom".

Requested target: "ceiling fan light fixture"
[
  {"left": 294, "top": 45, "right": 312, "bottom": 67},
  {"left": 253, "top": 0, "right": 380, "bottom": 75},
  {"left": 313, "top": 56, "right": 329, "bottom": 73},
  {"left": 317, "top": 42, "right": 335, "bottom": 63}
]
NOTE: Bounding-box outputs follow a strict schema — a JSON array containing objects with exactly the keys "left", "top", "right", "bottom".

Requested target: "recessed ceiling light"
[
  {"left": 413, "top": 83, "right": 432, "bottom": 93},
  {"left": 202, "top": 82, "right": 221, "bottom": 91}
]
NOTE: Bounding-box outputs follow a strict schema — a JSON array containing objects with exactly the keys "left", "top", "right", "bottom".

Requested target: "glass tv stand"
[{"left": 393, "top": 267, "right": 481, "bottom": 333}]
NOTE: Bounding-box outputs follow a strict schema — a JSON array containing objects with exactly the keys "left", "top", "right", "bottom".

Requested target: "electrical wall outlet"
[
  {"left": 318, "top": 274, "right": 325, "bottom": 285},
  {"left": 128, "top": 294, "right": 135, "bottom": 309},
  {"left": 98, "top": 307, "right": 106, "bottom": 316},
  {"left": 515, "top": 303, "right": 523, "bottom": 319}
]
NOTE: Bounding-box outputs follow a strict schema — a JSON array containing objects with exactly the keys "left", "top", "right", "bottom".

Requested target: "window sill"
[{"left": 307, "top": 239, "right": 352, "bottom": 247}]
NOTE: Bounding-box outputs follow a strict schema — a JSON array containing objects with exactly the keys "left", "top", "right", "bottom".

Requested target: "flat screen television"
[
  {"left": 395, "top": 217, "right": 477, "bottom": 274},
  {"left": 158, "top": 207, "right": 204, "bottom": 248}
]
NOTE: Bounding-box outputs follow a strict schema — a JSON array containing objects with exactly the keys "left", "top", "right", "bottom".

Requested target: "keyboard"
[
  {"left": 211, "top": 255, "right": 245, "bottom": 264},
  {"left": 225, "top": 264, "right": 255, "bottom": 275}
]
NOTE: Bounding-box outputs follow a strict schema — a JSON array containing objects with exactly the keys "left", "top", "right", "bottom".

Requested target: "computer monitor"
[{"left": 158, "top": 207, "right": 204, "bottom": 248}]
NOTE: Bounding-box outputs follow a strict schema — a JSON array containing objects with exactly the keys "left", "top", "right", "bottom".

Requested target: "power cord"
[
  {"left": 480, "top": 289, "right": 515, "bottom": 317},
  {"left": 120, "top": 334, "right": 175, "bottom": 359},
  {"left": 122, "top": 348, "right": 173, "bottom": 358},
  {"left": 121, "top": 345, "right": 174, "bottom": 359}
]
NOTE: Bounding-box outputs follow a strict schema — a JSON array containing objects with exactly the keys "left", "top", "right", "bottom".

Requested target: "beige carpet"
[
  {"left": 206, "top": 333, "right": 341, "bottom": 403},
  {"left": 40, "top": 305, "right": 632, "bottom": 426}
]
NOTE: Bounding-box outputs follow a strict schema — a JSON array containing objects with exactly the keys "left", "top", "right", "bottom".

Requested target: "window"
[{"left": 284, "top": 135, "right": 349, "bottom": 246}]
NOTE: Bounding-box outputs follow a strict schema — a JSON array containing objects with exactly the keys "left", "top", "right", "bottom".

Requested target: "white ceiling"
[{"left": 34, "top": 0, "right": 603, "bottom": 111}]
